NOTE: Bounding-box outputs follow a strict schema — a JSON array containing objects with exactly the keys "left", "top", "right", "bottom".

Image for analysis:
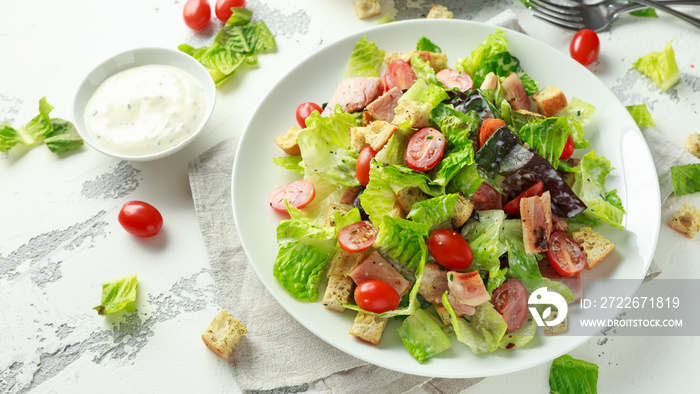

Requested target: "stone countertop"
[{"left": 1, "top": 1, "right": 699, "bottom": 393}]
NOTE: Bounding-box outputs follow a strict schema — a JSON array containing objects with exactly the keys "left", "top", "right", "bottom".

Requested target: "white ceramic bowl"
[{"left": 73, "top": 47, "right": 216, "bottom": 161}]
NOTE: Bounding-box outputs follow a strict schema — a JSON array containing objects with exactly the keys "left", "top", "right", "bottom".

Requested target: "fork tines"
[{"left": 528, "top": 0, "right": 586, "bottom": 30}]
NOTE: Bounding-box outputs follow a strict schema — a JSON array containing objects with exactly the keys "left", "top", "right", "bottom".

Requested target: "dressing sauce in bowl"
[{"left": 84, "top": 64, "right": 207, "bottom": 156}]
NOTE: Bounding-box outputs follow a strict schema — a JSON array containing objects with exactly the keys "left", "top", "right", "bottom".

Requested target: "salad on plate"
[{"left": 267, "top": 29, "right": 624, "bottom": 363}]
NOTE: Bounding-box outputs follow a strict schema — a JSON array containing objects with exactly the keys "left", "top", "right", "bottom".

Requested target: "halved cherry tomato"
[
  {"left": 383, "top": 60, "right": 417, "bottom": 92},
  {"left": 492, "top": 280, "right": 528, "bottom": 332},
  {"left": 406, "top": 127, "right": 446, "bottom": 172},
  {"left": 436, "top": 69, "right": 473, "bottom": 92},
  {"left": 356, "top": 146, "right": 376, "bottom": 186},
  {"left": 354, "top": 280, "right": 400, "bottom": 313},
  {"left": 479, "top": 118, "right": 506, "bottom": 148},
  {"left": 118, "top": 201, "right": 163, "bottom": 238},
  {"left": 427, "top": 229, "right": 473, "bottom": 270},
  {"left": 183, "top": 0, "right": 211, "bottom": 31},
  {"left": 215, "top": 0, "right": 245, "bottom": 22},
  {"left": 560, "top": 134, "right": 575, "bottom": 160},
  {"left": 268, "top": 180, "right": 315, "bottom": 213},
  {"left": 548, "top": 231, "right": 587, "bottom": 276},
  {"left": 338, "top": 220, "right": 378, "bottom": 253},
  {"left": 570, "top": 29, "right": 600, "bottom": 66},
  {"left": 295, "top": 102, "right": 322, "bottom": 128},
  {"left": 503, "top": 181, "right": 545, "bottom": 216}
]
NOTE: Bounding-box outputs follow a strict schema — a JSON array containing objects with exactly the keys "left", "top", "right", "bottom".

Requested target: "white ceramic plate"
[{"left": 232, "top": 19, "right": 660, "bottom": 378}]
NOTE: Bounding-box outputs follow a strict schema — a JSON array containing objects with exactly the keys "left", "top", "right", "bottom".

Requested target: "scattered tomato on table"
[
  {"left": 183, "top": 0, "right": 211, "bottom": 31},
  {"left": 118, "top": 201, "right": 164, "bottom": 238},
  {"left": 570, "top": 29, "right": 600, "bottom": 66}
]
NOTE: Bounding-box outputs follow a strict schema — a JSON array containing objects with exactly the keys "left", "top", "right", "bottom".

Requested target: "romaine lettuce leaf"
[
  {"left": 499, "top": 312, "right": 537, "bottom": 349},
  {"left": 549, "top": 354, "right": 599, "bottom": 394},
  {"left": 420, "top": 84, "right": 449, "bottom": 109},
  {"left": 332, "top": 207, "right": 362, "bottom": 236},
  {"left": 625, "top": 104, "right": 656, "bottom": 127},
  {"left": 442, "top": 293, "right": 508, "bottom": 354},
  {"left": 517, "top": 117, "right": 587, "bottom": 169},
  {"left": 44, "top": 119, "right": 84, "bottom": 153},
  {"left": 92, "top": 274, "right": 138, "bottom": 315},
  {"left": 344, "top": 36, "right": 385, "bottom": 78},
  {"left": 375, "top": 122, "right": 414, "bottom": 165},
  {"left": 406, "top": 193, "right": 459, "bottom": 232},
  {"left": 429, "top": 144, "right": 475, "bottom": 188},
  {"left": 410, "top": 52, "right": 439, "bottom": 85},
  {"left": 446, "top": 163, "right": 484, "bottom": 199},
  {"left": 671, "top": 163, "right": 700, "bottom": 196},
  {"left": 633, "top": 41, "right": 680, "bottom": 91},
  {"left": 457, "top": 29, "right": 508, "bottom": 77},
  {"left": 461, "top": 210, "right": 508, "bottom": 293},
  {"left": 0, "top": 122, "right": 24, "bottom": 152},
  {"left": 416, "top": 36, "right": 442, "bottom": 53},
  {"left": 555, "top": 97, "right": 596, "bottom": 129},
  {"left": 472, "top": 51, "right": 538, "bottom": 95},
  {"left": 398, "top": 308, "right": 452, "bottom": 363},
  {"left": 272, "top": 156, "right": 304, "bottom": 174},
  {"left": 572, "top": 150, "right": 625, "bottom": 230}
]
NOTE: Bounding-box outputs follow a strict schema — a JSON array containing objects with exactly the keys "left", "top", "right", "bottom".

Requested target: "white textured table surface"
[{"left": 2, "top": 1, "right": 699, "bottom": 393}]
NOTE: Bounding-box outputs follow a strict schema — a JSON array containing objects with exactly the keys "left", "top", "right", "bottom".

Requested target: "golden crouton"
[
  {"left": 543, "top": 311, "right": 568, "bottom": 336},
  {"left": 384, "top": 51, "right": 448, "bottom": 72},
  {"left": 572, "top": 227, "right": 616, "bottom": 270},
  {"left": 392, "top": 100, "right": 432, "bottom": 128},
  {"left": 327, "top": 249, "right": 364, "bottom": 277},
  {"left": 354, "top": 0, "right": 381, "bottom": 20},
  {"left": 350, "top": 121, "right": 397, "bottom": 152},
  {"left": 668, "top": 203, "right": 700, "bottom": 239},
  {"left": 324, "top": 203, "right": 349, "bottom": 227},
  {"left": 396, "top": 187, "right": 427, "bottom": 214},
  {"left": 434, "top": 304, "right": 452, "bottom": 327},
  {"left": 322, "top": 275, "right": 355, "bottom": 312},
  {"left": 386, "top": 201, "right": 407, "bottom": 219},
  {"left": 685, "top": 133, "right": 700, "bottom": 159},
  {"left": 452, "top": 194, "right": 474, "bottom": 228},
  {"left": 201, "top": 311, "right": 248, "bottom": 360},
  {"left": 531, "top": 86, "right": 568, "bottom": 117},
  {"left": 427, "top": 4, "right": 454, "bottom": 19},
  {"left": 349, "top": 311, "right": 388, "bottom": 344},
  {"left": 274, "top": 125, "right": 301, "bottom": 156}
]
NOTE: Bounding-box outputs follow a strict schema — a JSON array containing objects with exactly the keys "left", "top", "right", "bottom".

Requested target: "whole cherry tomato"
[
  {"left": 215, "top": 0, "right": 245, "bottom": 22},
  {"left": 570, "top": 29, "right": 600, "bottom": 66},
  {"left": 354, "top": 280, "right": 400, "bottom": 313},
  {"left": 118, "top": 201, "right": 164, "bottom": 238},
  {"left": 183, "top": 0, "right": 211, "bottom": 31}
]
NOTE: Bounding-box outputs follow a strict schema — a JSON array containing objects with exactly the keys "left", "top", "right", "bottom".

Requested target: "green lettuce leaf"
[
  {"left": 225, "top": 7, "right": 253, "bottom": 26},
  {"left": 377, "top": 13, "right": 396, "bottom": 24},
  {"left": 398, "top": 308, "right": 452, "bottom": 363},
  {"left": 406, "top": 193, "right": 459, "bottom": 232},
  {"left": 630, "top": 8, "right": 658, "bottom": 18},
  {"left": 344, "top": 36, "right": 385, "bottom": 78},
  {"left": 375, "top": 122, "right": 414, "bottom": 165},
  {"left": 44, "top": 119, "right": 84, "bottom": 153},
  {"left": 572, "top": 150, "right": 625, "bottom": 230},
  {"left": 461, "top": 210, "right": 508, "bottom": 293},
  {"left": 446, "top": 163, "right": 484, "bottom": 199},
  {"left": 472, "top": 51, "right": 538, "bottom": 95},
  {"left": 671, "top": 163, "right": 700, "bottom": 196},
  {"left": 625, "top": 104, "right": 656, "bottom": 127},
  {"left": 420, "top": 84, "right": 450, "bottom": 109},
  {"left": 499, "top": 312, "right": 537, "bottom": 349},
  {"left": 332, "top": 208, "right": 362, "bottom": 236},
  {"left": 272, "top": 156, "right": 304, "bottom": 174},
  {"left": 0, "top": 122, "right": 23, "bottom": 152},
  {"left": 93, "top": 274, "right": 138, "bottom": 315},
  {"left": 554, "top": 97, "right": 596, "bottom": 129},
  {"left": 549, "top": 355, "right": 599, "bottom": 394},
  {"left": 517, "top": 117, "right": 587, "bottom": 169},
  {"left": 416, "top": 36, "right": 442, "bottom": 53},
  {"left": 633, "top": 41, "right": 680, "bottom": 91},
  {"left": 457, "top": 29, "right": 508, "bottom": 77},
  {"left": 410, "top": 52, "right": 439, "bottom": 85},
  {"left": 442, "top": 293, "right": 508, "bottom": 354},
  {"left": 429, "top": 144, "right": 475, "bottom": 188}
]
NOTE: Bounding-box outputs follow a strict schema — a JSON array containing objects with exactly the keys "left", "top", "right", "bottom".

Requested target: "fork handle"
[{"left": 628, "top": 0, "right": 700, "bottom": 29}]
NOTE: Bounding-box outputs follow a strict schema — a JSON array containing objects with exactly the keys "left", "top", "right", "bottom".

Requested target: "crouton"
[
  {"left": 434, "top": 304, "right": 452, "bottom": 327},
  {"left": 452, "top": 194, "right": 474, "bottom": 228},
  {"left": 384, "top": 51, "right": 448, "bottom": 72},
  {"left": 386, "top": 201, "right": 407, "bottom": 218},
  {"left": 427, "top": 4, "right": 454, "bottom": 19},
  {"left": 572, "top": 227, "right": 616, "bottom": 270},
  {"left": 362, "top": 110, "right": 374, "bottom": 127},
  {"left": 349, "top": 311, "right": 388, "bottom": 344},
  {"left": 514, "top": 109, "right": 546, "bottom": 120},
  {"left": 274, "top": 125, "right": 301, "bottom": 156},
  {"left": 201, "top": 311, "right": 248, "bottom": 360},
  {"left": 350, "top": 121, "right": 397, "bottom": 152},
  {"left": 322, "top": 275, "right": 355, "bottom": 312},
  {"left": 685, "top": 133, "right": 700, "bottom": 159},
  {"left": 327, "top": 249, "right": 364, "bottom": 277},
  {"left": 396, "top": 187, "right": 427, "bottom": 214},
  {"left": 392, "top": 100, "right": 432, "bottom": 128},
  {"left": 543, "top": 311, "right": 568, "bottom": 336},
  {"left": 531, "top": 86, "right": 568, "bottom": 117},
  {"left": 324, "top": 203, "right": 349, "bottom": 227},
  {"left": 354, "top": 0, "right": 381, "bottom": 20},
  {"left": 667, "top": 203, "right": 700, "bottom": 239}
]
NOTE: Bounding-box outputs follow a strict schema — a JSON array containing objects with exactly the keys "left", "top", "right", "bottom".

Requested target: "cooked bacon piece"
[
  {"left": 446, "top": 293, "right": 476, "bottom": 316},
  {"left": 552, "top": 214, "right": 568, "bottom": 234},
  {"left": 521, "top": 191, "right": 553, "bottom": 254},
  {"left": 447, "top": 271, "right": 490, "bottom": 307},
  {"left": 349, "top": 251, "right": 411, "bottom": 297},
  {"left": 365, "top": 87, "right": 403, "bottom": 123},
  {"left": 418, "top": 263, "right": 449, "bottom": 304},
  {"left": 538, "top": 259, "right": 582, "bottom": 304},
  {"left": 339, "top": 186, "right": 362, "bottom": 205},
  {"left": 470, "top": 182, "right": 501, "bottom": 211},
  {"left": 502, "top": 72, "right": 531, "bottom": 111},
  {"left": 321, "top": 77, "right": 384, "bottom": 116}
]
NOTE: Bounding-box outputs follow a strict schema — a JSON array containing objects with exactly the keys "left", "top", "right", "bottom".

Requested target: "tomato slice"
[
  {"left": 338, "top": 220, "right": 378, "bottom": 253},
  {"left": 356, "top": 146, "right": 376, "bottom": 186},
  {"left": 427, "top": 229, "right": 473, "bottom": 270},
  {"left": 548, "top": 231, "right": 587, "bottom": 276},
  {"left": 436, "top": 69, "right": 473, "bottom": 92},
  {"left": 479, "top": 118, "right": 506, "bottom": 148},
  {"left": 492, "top": 280, "right": 528, "bottom": 332},
  {"left": 354, "top": 280, "right": 401, "bottom": 313},
  {"left": 383, "top": 60, "right": 417, "bottom": 92},
  {"left": 295, "top": 102, "right": 322, "bottom": 128},
  {"left": 406, "top": 127, "right": 446, "bottom": 172},
  {"left": 268, "top": 180, "right": 315, "bottom": 213},
  {"left": 503, "top": 181, "right": 545, "bottom": 216},
  {"left": 559, "top": 134, "right": 575, "bottom": 160}
]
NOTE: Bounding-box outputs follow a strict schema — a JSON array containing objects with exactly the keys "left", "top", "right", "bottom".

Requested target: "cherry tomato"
[
  {"left": 479, "top": 118, "right": 507, "bottom": 148},
  {"left": 215, "top": 0, "right": 245, "bottom": 22},
  {"left": 427, "top": 229, "right": 473, "bottom": 270},
  {"left": 356, "top": 146, "right": 376, "bottom": 186},
  {"left": 295, "top": 102, "right": 322, "bottom": 128},
  {"left": 354, "top": 280, "right": 400, "bottom": 313},
  {"left": 560, "top": 134, "right": 575, "bottom": 160},
  {"left": 338, "top": 220, "right": 378, "bottom": 253},
  {"left": 183, "top": 0, "right": 211, "bottom": 31},
  {"left": 502, "top": 181, "right": 544, "bottom": 216},
  {"left": 118, "top": 201, "right": 163, "bottom": 238},
  {"left": 268, "top": 180, "right": 316, "bottom": 213},
  {"left": 406, "top": 127, "right": 446, "bottom": 172},
  {"left": 383, "top": 60, "right": 417, "bottom": 91},
  {"left": 492, "top": 280, "right": 528, "bottom": 332},
  {"left": 436, "top": 69, "right": 473, "bottom": 92},
  {"left": 570, "top": 29, "right": 600, "bottom": 66},
  {"left": 548, "top": 231, "right": 587, "bottom": 276}
]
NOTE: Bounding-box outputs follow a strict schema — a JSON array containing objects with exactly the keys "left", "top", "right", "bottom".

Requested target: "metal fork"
[{"left": 527, "top": 0, "right": 700, "bottom": 31}]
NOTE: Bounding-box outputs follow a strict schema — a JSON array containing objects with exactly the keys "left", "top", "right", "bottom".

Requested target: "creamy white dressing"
[{"left": 84, "top": 64, "right": 206, "bottom": 156}]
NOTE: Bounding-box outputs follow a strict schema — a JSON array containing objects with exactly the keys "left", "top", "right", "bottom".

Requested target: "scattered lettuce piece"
[
  {"left": 554, "top": 97, "right": 596, "bottom": 128},
  {"left": 671, "top": 163, "right": 700, "bottom": 196},
  {"left": 633, "top": 41, "right": 681, "bottom": 91},
  {"left": 377, "top": 13, "right": 396, "bottom": 24},
  {"left": 398, "top": 308, "right": 452, "bottom": 363},
  {"left": 344, "top": 36, "right": 385, "bottom": 78},
  {"left": 442, "top": 293, "right": 507, "bottom": 354},
  {"left": 93, "top": 274, "right": 138, "bottom": 315},
  {"left": 625, "top": 104, "right": 656, "bottom": 127},
  {"left": 416, "top": 36, "right": 442, "bottom": 53},
  {"left": 272, "top": 156, "right": 304, "bottom": 174},
  {"left": 629, "top": 8, "right": 658, "bottom": 18},
  {"left": 572, "top": 150, "right": 625, "bottom": 230},
  {"left": 549, "top": 355, "right": 599, "bottom": 394},
  {"left": 44, "top": 119, "right": 84, "bottom": 153},
  {"left": 457, "top": 29, "right": 509, "bottom": 77}
]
